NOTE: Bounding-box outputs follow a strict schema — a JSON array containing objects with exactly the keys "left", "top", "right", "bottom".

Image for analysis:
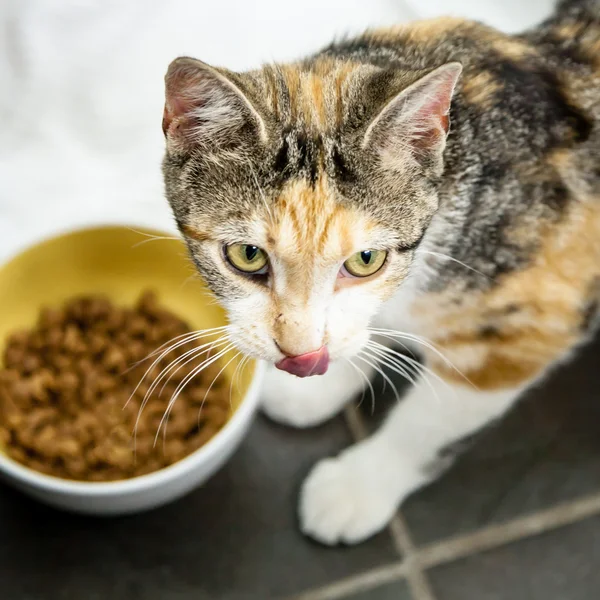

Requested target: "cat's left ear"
[
  {"left": 363, "top": 63, "right": 462, "bottom": 170},
  {"left": 163, "top": 57, "right": 267, "bottom": 153}
]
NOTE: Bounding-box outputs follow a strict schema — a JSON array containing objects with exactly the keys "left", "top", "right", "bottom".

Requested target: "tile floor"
[{"left": 2, "top": 335, "right": 600, "bottom": 599}]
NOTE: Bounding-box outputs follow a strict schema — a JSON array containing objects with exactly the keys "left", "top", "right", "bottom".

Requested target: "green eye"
[
  {"left": 225, "top": 244, "right": 269, "bottom": 274},
  {"left": 343, "top": 250, "right": 387, "bottom": 278}
]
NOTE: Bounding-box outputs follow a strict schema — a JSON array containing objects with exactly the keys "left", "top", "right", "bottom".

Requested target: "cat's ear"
[
  {"left": 363, "top": 63, "right": 462, "bottom": 170},
  {"left": 163, "top": 57, "right": 267, "bottom": 152}
]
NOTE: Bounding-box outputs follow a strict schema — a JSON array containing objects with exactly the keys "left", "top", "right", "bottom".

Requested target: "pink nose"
[{"left": 275, "top": 346, "right": 330, "bottom": 378}]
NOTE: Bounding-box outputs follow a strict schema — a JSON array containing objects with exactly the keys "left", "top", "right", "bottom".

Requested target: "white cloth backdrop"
[{"left": 0, "top": 0, "right": 554, "bottom": 262}]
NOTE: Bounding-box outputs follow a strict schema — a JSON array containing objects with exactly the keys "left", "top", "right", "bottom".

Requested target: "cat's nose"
[{"left": 275, "top": 346, "right": 330, "bottom": 378}]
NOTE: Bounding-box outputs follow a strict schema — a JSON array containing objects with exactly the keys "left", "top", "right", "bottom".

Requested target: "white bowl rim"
[{"left": 0, "top": 222, "right": 266, "bottom": 496}]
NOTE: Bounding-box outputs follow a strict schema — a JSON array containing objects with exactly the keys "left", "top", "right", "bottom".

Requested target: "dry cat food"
[{"left": 0, "top": 291, "right": 230, "bottom": 481}]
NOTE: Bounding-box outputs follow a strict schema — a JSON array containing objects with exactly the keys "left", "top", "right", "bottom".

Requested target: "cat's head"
[{"left": 162, "top": 56, "right": 461, "bottom": 376}]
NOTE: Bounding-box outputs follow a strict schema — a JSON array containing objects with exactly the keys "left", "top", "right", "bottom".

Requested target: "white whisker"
[
  {"left": 364, "top": 343, "right": 418, "bottom": 385},
  {"left": 230, "top": 354, "right": 250, "bottom": 410},
  {"left": 416, "top": 249, "right": 492, "bottom": 281},
  {"left": 125, "top": 327, "right": 231, "bottom": 412},
  {"left": 132, "top": 334, "right": 232, "bottom": 447},
  {"left": 196, "top": 349, "right": 241, "bottom": 429},
  {"left": 355, "top": 353, "right": 401, "bottom": 409},
  {"left": 155, "top": 342, "right": 236, "bottom": 446},
  {"left": 132, "top": 236, "right": 181, "bottom": 249},
  {"left": 364, "top": 342, "right": 444, "bottom": 407},
  {"left": 368, "top": 328, "right": 475, "bottom": 388},
  {"left": 249, "top": 162, "right": 274, "bottom": 226},
  {"left": 345, "top": 358, "right": 375, "bottom": 414},
  {"left": 156, "top": 335, "right": 231, "bottom": 397}
]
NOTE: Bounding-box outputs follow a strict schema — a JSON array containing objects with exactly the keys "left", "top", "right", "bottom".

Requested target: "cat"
[{"left": 161, "top": 0, "right": 600, "bottom": 545}]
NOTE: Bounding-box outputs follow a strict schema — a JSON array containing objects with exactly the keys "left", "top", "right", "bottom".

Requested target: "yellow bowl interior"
[{"left": 0, "top": 226, "right": 255, "bottom": 432}]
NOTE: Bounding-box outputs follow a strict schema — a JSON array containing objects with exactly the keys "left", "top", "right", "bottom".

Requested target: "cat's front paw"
[
  {"left": 299, "top": 448, "right": 411, "bottom": 545},
  {"left": 261, "top": 362, "right": 360, "bottom": 428}
]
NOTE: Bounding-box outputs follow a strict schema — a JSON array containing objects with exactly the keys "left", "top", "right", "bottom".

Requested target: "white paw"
[
  {"left": 299, "top": 447, "right": 418, "bottom": 545},
  {"left": 261, "top": 363, "right": 360, "bottom": 428}
]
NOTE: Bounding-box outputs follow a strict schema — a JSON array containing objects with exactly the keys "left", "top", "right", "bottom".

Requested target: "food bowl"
[{"left": 0, "top": 225, "right": 265, "bottom": 515}]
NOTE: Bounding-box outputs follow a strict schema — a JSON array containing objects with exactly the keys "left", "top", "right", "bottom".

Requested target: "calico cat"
[{"left": 161, "top": 0, "right": 600, "bottom": 545}]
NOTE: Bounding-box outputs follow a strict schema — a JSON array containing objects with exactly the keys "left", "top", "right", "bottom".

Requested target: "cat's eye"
[
  {"left": 225, "top": 244, "right": 269, "bottom": 274},
  {"left": 342, "top": 250, "right": 387, "bottom": 278}
]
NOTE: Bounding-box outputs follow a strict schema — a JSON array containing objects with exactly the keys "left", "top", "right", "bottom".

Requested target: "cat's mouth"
[{"left": 275, "top": 346, "right": 330, "bottom": 378}]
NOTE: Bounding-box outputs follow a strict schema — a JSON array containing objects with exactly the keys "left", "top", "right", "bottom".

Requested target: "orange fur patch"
[
  {"left": 181, "top": 224, "right": 209, "bottom": 242},
  {"left": 365, "top": 17, "right": 471, "bottom": 45},
  {"left": 462, "top": 71, "right": 503, "bottom": 108},
  {"left": 271, "top": 59, "right": 360, "bottom": 132},
  {"left": 554, "top": 20, "right": 600, "bottom": 66},
  {"left": 366, "top": 17, "right": 536, "bottom": 61},
  {"left": 333, "top": 62, "right": 356, "bottom": 127},
  {"left": 417, "top": 198, "right": 600, "bottom": 390},
  {"left": 281, "top": 65, "right": 301, "bottom": 123}
]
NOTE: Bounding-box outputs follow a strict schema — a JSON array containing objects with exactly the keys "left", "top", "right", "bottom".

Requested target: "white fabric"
[{"left": 0, "top": 0, "right": 554, "bottom": 261}]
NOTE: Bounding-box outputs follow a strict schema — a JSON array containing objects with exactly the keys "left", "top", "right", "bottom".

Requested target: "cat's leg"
[
  {"left": 299, "top": 373, "right": 524, "bottom": 544},
  {"left": 261, "top": 360, "right": 374, "bottom": 428}
]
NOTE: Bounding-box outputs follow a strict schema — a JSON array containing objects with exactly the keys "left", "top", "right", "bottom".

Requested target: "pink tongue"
[{"left": 275, "top": 347, "right": 330, "bottom": 378}]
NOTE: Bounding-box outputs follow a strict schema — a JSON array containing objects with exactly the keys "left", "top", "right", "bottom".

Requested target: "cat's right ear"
[
  {"left": 362, "top": 63, "right": 462, "bottom": 173},
  {"left": 163, "top": 57, "right": 267, "bottom": 153}
]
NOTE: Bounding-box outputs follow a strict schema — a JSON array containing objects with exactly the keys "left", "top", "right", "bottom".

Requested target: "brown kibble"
[
  {"left": 7, "top": 446, "right": 28, "bottom": 464},
  {"left": 0, "top": 427, "right": 10, "bottom": 446},
  {"left": 21, "top": 353, "right": 42, "bottom": 374},
  {"left": 50, "top": 353, "right": 72, "bottom": 371},
  {"left": 10, "top": 379, "right": 35, "bottom": 402},
  {"left": 37, "top": 425, "right": 57, "bottom": 452},
  {"left": 125, "top": 340, "right": 146, "bottom": 364},
  {"left": 3, "top": 346, "right": 24, "bottom": 370},
  {"left": 101, "top": 308, "right": 124, "bottom": 333},
  {"left": 64, "top": 456, "right": 87, "bottom": 477},
  {"left": 89, "top": 334, "right": 107, "bottom": 357},
  {"left": 6, "top": 412, "right": 24, "bottom": 429},
  {"left": 38, "top": 307, "right": 64, "bottom": 330},
  {"left": 103, "top": 346, "right": 127, "bottom": 371},
  {"left": 0, "top": 369, "right": 19, "bottom": 386},
  {"left": 45, "top": 327, "right": 63, "bottom": 349},
  {"left": 25, "top": 407, "right": 57, "bottom": 432},
  {"left": 126, "top": 315, "right": 148, "bottom": 338},
  {"left": 164, "top": 438, "right": 186, "bottom": 462},
  {"left": 27, "top": 369, "right": 55, "bottom": 402},
  {"left": 137, "top": 290, "right": 159, "bottom": 314},
  {"left": 106, "top": 445, "right": 134, "bottom": 469},
  {"left": 54, "top": 438, "right": 81, "bottom": 458},
  {"left": 200, "top": 404, "right": 229, "bottom": 428},
  {"left": 190, "top": 425, "right": 218, "bottom": 448},
  {"left": 0, "top": 289, "right": 231, "bottom": 482},
  {"left": 7, "top": 330, "right": 30, "bottom": 348}
]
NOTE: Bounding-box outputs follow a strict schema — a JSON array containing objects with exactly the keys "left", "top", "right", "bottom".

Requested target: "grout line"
[
  {"left": 289, "top": 491, "right": 600, "bottom": 600},
  {"left": 390, "top": 515, "right": 437, "bottom": 600},
  {"left": 343, "top": 404, "right": 368, "bottom": 441},
  {"left": 344, "top": 405, "right": 438, "bottom": 600},
  {"left": 286, "top": 562, "right": 407, "bottom": 600},
  {"left": 417, "top": 490, "right": 600, "bottom": 569}
]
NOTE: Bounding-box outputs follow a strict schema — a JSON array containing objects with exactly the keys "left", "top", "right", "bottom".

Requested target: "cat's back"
[{"left": 322, "top": 1, "right": 599, "bottom": 200}]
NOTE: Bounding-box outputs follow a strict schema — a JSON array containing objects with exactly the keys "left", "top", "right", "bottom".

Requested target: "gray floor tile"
[
  {"left": 341, "top": 579, "right": 412, "bottom": 599},
  {"left": 0, "top": 414, "right": 398, "bottom": 600},
  {"left": 428, "top": 515, "right": 600, "bottom": 600},
  {"left": 359, "top": 336, "right": 600, "bottom": 546},
  {"left": 402, "top": 335, "right": 600, "bottom": 545}
]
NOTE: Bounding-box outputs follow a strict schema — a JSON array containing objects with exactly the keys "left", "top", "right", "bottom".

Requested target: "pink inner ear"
[
  {"left": 162, "top": 95, "right": 194, "bottom": 136},
  {"left": 163, "top": 59, "right": 208, "bottom": 137},
  {"left": 409, "top": 104, "right": 451, "bottom": 154},
  {"left": 162, "top": 105, "right": 172, "bottom": 136},
  {"left": 408, "top": 69, "right": 457, "bottom": 150}
]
